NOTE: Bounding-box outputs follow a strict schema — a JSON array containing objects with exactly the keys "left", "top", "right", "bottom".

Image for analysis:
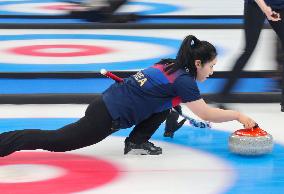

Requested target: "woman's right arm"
[{"left": 185, "top": 99, "right": 256, "bottom": 128}]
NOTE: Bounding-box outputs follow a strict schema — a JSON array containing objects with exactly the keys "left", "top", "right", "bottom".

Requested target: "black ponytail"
[{"left": 165, "top": 35, "right": 217, "bottom": 78}]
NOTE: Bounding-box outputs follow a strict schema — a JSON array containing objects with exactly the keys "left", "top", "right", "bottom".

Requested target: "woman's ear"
[{"left": 195, "top": 60, "right": 202, "bottom": 68}]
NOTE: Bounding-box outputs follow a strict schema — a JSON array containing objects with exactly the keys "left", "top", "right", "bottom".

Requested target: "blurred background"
[{"left": 0, "top": 0, "right": 282, "bottom": 105}]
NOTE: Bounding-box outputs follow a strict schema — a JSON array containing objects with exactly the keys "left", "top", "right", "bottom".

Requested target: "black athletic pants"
[
  {"left": 0, "top": 95, "right": 169, "bottom": 157},
  {"left": 220, "top": 2, "right": 284, "bottom": 106}
]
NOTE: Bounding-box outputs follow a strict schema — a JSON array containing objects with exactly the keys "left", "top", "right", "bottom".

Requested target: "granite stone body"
[{"left": 228, "top": 127, "right": 273, "bottom": 155}]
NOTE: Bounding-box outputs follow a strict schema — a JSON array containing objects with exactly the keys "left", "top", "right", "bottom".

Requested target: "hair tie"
[{"left": 191, "top": 40, "right": 195, "bottom": 46}]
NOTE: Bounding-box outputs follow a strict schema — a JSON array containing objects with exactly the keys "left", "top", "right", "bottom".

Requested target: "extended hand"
[
  {"left": 237, "top": 113, "right": 257, "bottom": 129},
  {"left": 264, "top": 6, "right": 281, "bottom": 21}
]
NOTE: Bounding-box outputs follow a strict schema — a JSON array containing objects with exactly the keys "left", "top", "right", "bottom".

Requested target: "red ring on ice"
[
  {"left": 0, "top": 152, "right": 120, "bottom": 194},
  {"left": 39, "top": 4, "right": 79, "bottom": 11},
  {"left": 8, "top": 44, "right": 114, "bottom": 57}
]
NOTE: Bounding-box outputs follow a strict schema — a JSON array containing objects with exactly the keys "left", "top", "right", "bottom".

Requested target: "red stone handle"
[{"left": 234, "top": 125, "right": 268, "bottom": 137}]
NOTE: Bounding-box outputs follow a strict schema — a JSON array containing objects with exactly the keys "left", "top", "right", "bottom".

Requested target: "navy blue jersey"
[
  {"left": 102, "top": 64, "right": 201, "bottom": 129},
  {"left": 246, "top": 0, "right": 284, "bottom": 8}
]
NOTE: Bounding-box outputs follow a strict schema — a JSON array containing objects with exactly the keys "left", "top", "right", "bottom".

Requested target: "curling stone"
[{"left": 228, "top": 126, "right": 273, "bottom": 156}]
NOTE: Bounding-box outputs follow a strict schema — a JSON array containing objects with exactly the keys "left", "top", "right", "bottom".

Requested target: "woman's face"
[{"left": 195, "top": 57, "right": 217, "bottom": 82}]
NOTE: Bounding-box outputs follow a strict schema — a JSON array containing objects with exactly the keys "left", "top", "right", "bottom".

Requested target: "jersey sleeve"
[{"left": 173, "top": 75, "right": 201, "bottom": 103}]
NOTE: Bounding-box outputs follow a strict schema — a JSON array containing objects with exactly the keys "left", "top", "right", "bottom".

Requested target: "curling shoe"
[{"left": 124, "top": 139, "right": 162, "bottom": 155}]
